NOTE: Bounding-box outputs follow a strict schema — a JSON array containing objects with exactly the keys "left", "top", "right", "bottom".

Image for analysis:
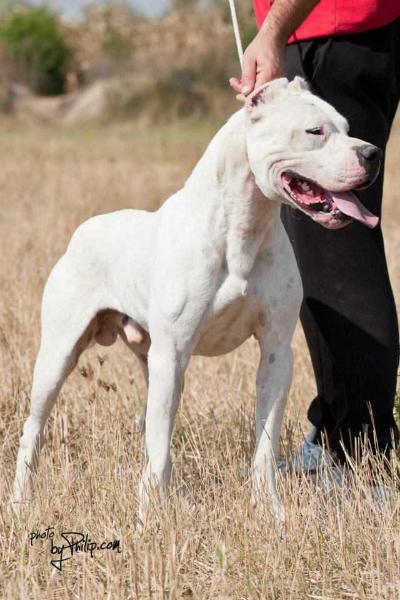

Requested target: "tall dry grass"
[{"left": 0, "top": 113, "right": 399, "bottom": 598}]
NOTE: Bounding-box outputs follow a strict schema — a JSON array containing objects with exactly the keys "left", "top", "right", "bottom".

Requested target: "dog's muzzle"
[
  {"left": 281, "top": 172, "right": 380, "bottom": 229},
  {"left": 355, "top": 144, "right": 382, "bottom": 187}
]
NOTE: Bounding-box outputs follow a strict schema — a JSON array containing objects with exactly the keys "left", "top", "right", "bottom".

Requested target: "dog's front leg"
[
  {"left": 138, "top": 341, "right": 188, "bottom": 525},
  {"left": 251, "top": 335, "right": 293, "bottom": 521}
]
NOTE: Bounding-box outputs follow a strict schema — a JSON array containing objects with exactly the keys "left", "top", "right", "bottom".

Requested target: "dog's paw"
[{"left": 251, "top": 488, "right": 286, "bottom": 526}]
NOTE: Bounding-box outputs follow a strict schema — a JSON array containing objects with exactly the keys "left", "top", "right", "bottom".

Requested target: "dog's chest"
[
  {"left": 193, "top": 273, "right": 259, "bottom": 357},
  {"left": 192, "top": 227, "right": 301, "bottom": 357}
]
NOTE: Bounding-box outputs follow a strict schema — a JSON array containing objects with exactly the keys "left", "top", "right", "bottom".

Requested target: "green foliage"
[
  {"left": 214, "top": 0, "right": 257, "bottom": 50},
  {"left": 102, "top": 25, "right": 130, "bottom": 62},
  {"left": 395, "top": 393, "right": 400, "bottom": 427},
  {"left": 0, "top": 0, "right": 28, "bottom": 17},
  {"left": 106, "top": 69, "right": 208, "bottom": 122},
  {"left": 0, "top": 7, "right": 71, "bottom": 95},
  {"left": 172, "top": 0, "right": 198, "bottom": 11},
  {"left": 241, "top": 20, "right": 258, "bottom": 50}
]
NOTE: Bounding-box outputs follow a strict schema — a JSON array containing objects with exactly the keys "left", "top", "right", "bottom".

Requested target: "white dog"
[{"left": 13, "top": 77, "right": 380, "bottom": 520}]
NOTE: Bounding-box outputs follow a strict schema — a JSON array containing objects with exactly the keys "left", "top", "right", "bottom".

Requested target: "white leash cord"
[{"left": 228, "top": 0, "right": 244, "bottom": 68}]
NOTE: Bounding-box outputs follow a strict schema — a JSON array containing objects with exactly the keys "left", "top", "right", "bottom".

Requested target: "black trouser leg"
[{"left": 283, "top": 22, "right": 400, "bottom": 461}]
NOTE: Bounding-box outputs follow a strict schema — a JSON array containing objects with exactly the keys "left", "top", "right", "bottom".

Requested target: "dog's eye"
[{"left": 306, "top": 127, "right": 324, "bottom": 135}]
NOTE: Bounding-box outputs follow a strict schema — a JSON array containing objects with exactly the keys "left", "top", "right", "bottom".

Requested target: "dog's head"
[{"left": 245, "top": 77, "right": 381, "bottom": 229}]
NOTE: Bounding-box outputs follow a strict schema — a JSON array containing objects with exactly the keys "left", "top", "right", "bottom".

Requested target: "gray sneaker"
[
  {"left": 278, "top": 428, "right": 399, "bottom": 508},
  {"left": 278, "top": 427, "right": 335, "bottom": 475},
  {"left": 361, "top": 483, "right": 398, "bottom": 511}
]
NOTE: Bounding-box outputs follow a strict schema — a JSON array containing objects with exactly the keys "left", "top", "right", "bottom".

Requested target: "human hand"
[{"left": 229, "top": 30, "right": 285, "bottom": 102}]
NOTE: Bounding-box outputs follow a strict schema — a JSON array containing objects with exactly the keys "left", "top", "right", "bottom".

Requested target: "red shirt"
[{"left": 253, "top": 0, "right": 400, "bottom": 43}]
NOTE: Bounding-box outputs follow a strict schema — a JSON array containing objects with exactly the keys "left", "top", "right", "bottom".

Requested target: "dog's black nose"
[
  {"left": 357, "top": 144, "right": 382, "bottom": 165},
  {"left": 353, "top": 144, "right": 382, "bottom": 189}
]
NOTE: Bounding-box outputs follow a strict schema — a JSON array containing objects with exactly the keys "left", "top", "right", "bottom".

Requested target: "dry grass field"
[{"left": 0, "top": 111, "right": 399, "bottom": 599}]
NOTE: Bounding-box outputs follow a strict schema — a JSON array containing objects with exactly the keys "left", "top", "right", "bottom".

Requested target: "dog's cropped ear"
[
  {"left": 245, "top": 78, "right": 289, "bottom": 115},
  {"left": 288, "top": 76, "right": 310, "bottom": 94}
]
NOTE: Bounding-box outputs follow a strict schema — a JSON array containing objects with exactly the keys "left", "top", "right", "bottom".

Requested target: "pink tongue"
[{"left": 331, "top": 191, "right": 379, "bottom": 229}]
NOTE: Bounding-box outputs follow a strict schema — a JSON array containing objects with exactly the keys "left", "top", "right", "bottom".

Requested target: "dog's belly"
[{"left": 193, "top": 298, "right": 256, "bottom": 357}]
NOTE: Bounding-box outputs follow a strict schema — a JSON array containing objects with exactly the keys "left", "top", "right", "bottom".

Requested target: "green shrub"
[
  {"left": 101, "top": 25, "right": 130, "bottom": 62},
  {"left": 395, "top": 393, "right": 400, "bottom": 427},
  {"left": 0, "top": 8, "right": 71, "bottom": 95},
  {"left": 105, "top": 69, "right": 208, "bottom": 122}
]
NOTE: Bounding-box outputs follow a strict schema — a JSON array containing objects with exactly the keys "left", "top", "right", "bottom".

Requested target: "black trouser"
[{"left": 282, "top": 21, "right": 400, "bottom": 462}]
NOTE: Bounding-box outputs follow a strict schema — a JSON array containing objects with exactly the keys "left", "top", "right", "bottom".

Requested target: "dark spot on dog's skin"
[
  {"left": 287, "top": 276, "right": 295, "bottom": 290},
  {"left": 269, "top": 353, "right": 276, "bottom": 364},
  {"left": 265, "top": 250, "right": 274, "bottom": 266},
  {"left": 258, "top": 311, "right": 266, "bottom": 327},
  {"left": 270, "top": 297, "right": 278, "bottom": 308}
]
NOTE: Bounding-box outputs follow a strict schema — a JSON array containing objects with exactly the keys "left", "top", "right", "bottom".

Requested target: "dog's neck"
[{"left": 187, "top": 109, "right": 281, "bottom": 279}]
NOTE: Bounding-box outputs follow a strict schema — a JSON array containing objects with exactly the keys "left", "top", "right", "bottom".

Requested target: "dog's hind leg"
[
  {"left": 13, "top": 337, "right": 78, "bottom": 505},
  {"left": 12, "top": 260, "right": 98, "bottom": 507}
]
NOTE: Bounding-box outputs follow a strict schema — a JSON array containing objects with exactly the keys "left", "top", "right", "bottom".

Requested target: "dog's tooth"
[{"left": 322, "top": 202, "right": 331, "bottom": 212}]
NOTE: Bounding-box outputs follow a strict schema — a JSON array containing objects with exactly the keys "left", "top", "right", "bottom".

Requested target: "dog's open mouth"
[{"left": 281, "top": 172, "right": 379, "bottom": 229}]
